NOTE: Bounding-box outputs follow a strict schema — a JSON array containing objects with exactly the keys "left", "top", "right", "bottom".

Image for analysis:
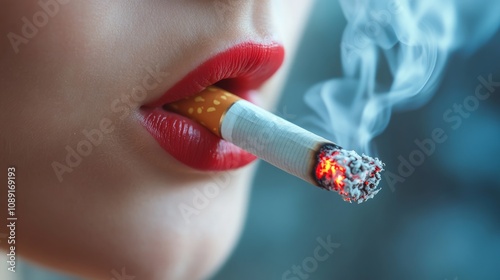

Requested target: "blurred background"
[{"left": 11, "top": 0, "right": 500, "bottom": 279}]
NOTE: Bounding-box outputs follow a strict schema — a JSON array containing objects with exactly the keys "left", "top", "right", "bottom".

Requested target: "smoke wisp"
[{"left": 304, "top": 0, "right": 500, "bottom": 154}]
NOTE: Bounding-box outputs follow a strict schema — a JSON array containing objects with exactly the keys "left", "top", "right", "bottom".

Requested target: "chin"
[{"left": 17, "top": 166, "right": 253, "bottom": 280}]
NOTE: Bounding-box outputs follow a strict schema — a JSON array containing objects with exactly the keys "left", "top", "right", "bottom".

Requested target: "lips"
[{"left": 140, "top": 42, "right": 285, "bottom": 170}]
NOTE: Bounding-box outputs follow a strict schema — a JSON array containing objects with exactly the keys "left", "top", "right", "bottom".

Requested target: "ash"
[{"left": 316, "top": 145, "right": 384, "bottom": 204}]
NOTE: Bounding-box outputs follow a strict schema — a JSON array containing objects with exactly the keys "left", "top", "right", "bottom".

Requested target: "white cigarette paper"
[
  {"left": 222, "top": 99, "right": 326, "bottom": 185},
  {"left": 167, "top": 86, "right": 384, "bottom": 203}
]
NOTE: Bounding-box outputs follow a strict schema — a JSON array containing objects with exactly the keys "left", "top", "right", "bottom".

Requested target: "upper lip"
[{"left": 143, "top": 42, "right": 285, "bottom": 109}]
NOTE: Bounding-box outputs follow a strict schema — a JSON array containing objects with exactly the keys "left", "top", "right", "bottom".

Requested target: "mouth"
[{"left": 140, "top": 42, "right": 285, "bottom": 171}]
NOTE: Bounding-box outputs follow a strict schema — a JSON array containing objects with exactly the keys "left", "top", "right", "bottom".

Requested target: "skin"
[{"left": 0, "top": 1, "right": 313, "bottom": 279}]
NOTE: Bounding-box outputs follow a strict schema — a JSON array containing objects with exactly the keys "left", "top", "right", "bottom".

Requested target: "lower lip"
[{"left": 141, "top": 90, "right": 257, "bottom": 171}]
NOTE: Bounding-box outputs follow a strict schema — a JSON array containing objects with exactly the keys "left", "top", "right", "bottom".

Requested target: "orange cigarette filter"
[{"left": 166, "top": 86, "right": 240, "bottom": 137}]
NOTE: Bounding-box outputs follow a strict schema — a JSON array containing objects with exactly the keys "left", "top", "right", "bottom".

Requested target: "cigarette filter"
[{"left": 166, "top": 86, "right": 384, "bottom": 203}]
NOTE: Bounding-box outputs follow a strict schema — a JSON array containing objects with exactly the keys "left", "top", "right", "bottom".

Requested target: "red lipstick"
[{"left": 141, "top": 42, "right": 285, "bottom": 170}]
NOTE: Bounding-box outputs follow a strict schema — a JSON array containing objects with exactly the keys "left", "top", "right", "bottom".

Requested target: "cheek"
[{"left": 258, "top": 0, "right": 315, "bottom": 108}]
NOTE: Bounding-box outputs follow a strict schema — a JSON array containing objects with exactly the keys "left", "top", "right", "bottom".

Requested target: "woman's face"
[{"left": 1, "top": 1, "right": 312, "bottom": 279}]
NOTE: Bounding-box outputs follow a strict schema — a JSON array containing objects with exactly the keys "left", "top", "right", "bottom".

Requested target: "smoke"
[{"left": 304, "top": 0, "right": 500, "bottom": 154}]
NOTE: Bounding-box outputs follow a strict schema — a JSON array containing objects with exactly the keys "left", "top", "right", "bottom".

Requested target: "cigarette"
[{"left": 166, "top": 86, "right": 384, "bottom": 203}]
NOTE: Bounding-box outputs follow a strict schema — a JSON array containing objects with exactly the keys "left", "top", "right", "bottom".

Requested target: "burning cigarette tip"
[{"left": 314, "top": 144, "right": 384, "bottom": 204}]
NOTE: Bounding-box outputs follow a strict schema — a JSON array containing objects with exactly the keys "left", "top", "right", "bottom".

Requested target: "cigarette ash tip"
[{"left": 314, "top": 144, "right": 384, "bottom": 204}]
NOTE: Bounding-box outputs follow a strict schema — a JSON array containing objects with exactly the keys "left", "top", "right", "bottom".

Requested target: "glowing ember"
[
  {"left": 314, "top": 144, "right": 384, "bottom": 203},
  {"left": 315, "top": 153, "right": 346, "bottom": 192}
]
